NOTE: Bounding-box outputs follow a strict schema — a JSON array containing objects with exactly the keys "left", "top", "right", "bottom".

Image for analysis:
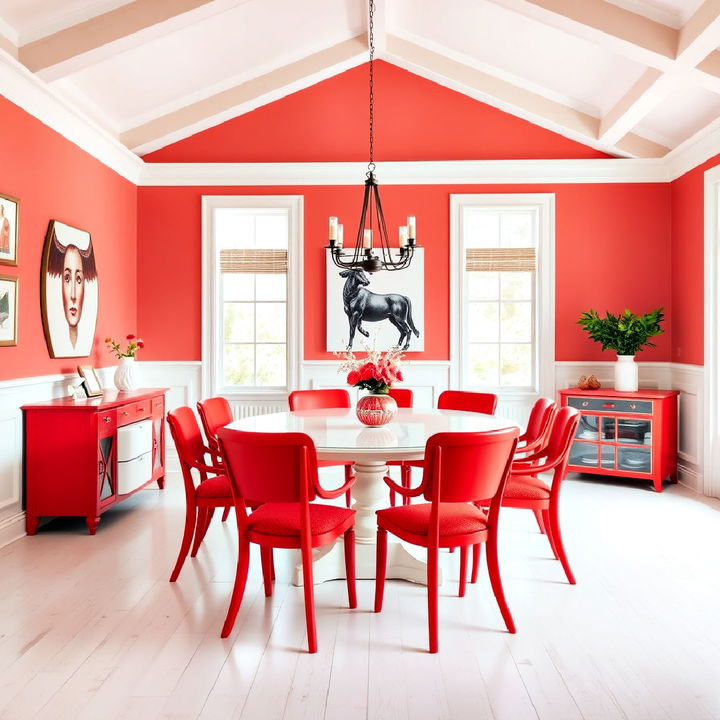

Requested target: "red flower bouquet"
[
  {"left": 105, "top": 334, "right": 144, "bottom": 359},
  {"left": 337, "top": 346, "right": 404, "bottom": 395}
]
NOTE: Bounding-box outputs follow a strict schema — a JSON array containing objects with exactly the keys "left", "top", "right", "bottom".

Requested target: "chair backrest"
[
  {"left": 218, "top": 428, "right": 319, "bottom": 506},
  {"left": 388, "top": 387, "right": 413, "bottom": 408},
  {"left": 438, "top": 390, "right": 498, "bottom": 415},
  {"left": 521, "top": 397, "right": 556, "bottom": 445},
  {"left": 167, "top": 407, "right": 217, "bottom": 499},
  {"left": 197, "top": 396, "right": 233, "bottom": 451},
  {"left": 543, "top": 406, "right": 581, "bottom": 472},
  {"left": 288, "top": 389, "right": 351, "bottom": 411},
  {"left": 421, "top": 427, "right": 518, "bottom": 504}
]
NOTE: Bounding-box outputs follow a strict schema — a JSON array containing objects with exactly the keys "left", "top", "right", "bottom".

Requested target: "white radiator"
[{"left": 230, "top": 402, "right": 286, "bottom": 420}]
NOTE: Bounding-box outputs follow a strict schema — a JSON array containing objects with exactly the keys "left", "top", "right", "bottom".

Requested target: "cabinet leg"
[
  {"left": 156, "top": 475, "right": 165, "bottom": 490},
  {"left": 86, "top": 516, "right": 101, "bottom": 535},
  {"left": 653, "top": 478, "right": 664, "bottom": 493},
  {"left": 26, "top": 515, "right": 39, "bottom": 535}
]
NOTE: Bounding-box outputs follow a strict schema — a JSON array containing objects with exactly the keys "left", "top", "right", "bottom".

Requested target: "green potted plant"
[{"left": 577, "top": 308, "right": 664, "bottom": 391}]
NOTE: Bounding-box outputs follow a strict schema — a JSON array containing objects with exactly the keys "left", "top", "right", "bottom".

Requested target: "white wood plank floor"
[{"left": 1, "top": 470, "right": 719, "bottom": 720}]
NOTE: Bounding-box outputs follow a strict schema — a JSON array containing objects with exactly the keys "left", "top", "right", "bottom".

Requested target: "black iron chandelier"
[{"left": 326, "top": 0, "right": 417, "bottom": 273}]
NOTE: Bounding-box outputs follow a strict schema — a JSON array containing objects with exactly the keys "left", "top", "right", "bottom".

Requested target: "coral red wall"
[
  {"left": 0, "top": 96, "right": 137, "bottom": 381},
  {"left": 138, "top": 182, "right": 672, "bottom": 363},
  {"left": 138, "top": 61, "right": 669, "bottom": 364},
  {"left": 670, "top": 153, "right": 720, "bottom": 366},
  {"left": 143, "top": 61, "right": 610, "bottom": 163}
]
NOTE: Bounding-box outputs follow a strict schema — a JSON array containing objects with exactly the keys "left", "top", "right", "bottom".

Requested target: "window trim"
[
  {"left": 201, "top": 195, "right": 303, "bottom": 400},
  {"left": 450, "top": 193, "right": 555, "bottom": 398}
]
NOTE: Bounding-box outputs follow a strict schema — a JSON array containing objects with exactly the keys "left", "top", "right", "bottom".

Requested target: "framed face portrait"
[
  {"left": 0, "top": 275, "right": 18, "bottom": 346},
  {"left": 0, "top": 193, "right": 19, "bottom": 266},
  {"left": 77, "top": 365, "right": 103, "bottom": 397},
  {"left": 40, "top": 220, "right": 98, "bottom": 358}
]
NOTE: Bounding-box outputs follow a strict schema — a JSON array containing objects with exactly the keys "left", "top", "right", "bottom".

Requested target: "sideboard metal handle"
[
  {"left": 138, "top": 407, "right": 145, "bottom": 412},
  {"left": 582, "top": 401, "right": 589, "bottom": 407},
  {"left": 103, "top": 416, "right": 111, "bottom": 423},
  {"left": 602, "top": 403, "right": 615, "bottom": 408},
  {"left": 629, "top": 403, "right": 637, "bottom": 410}
]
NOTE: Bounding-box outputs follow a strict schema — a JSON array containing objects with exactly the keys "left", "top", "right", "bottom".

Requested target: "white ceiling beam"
[
  {"left": 386, "top": 35, "right": 669, "bottom": 158},
  {"left": 485, "top": 0, "right": 720, "bottom": 95},
  {"left": 18, "top": 0, "right": 231, "bottom": 82},
  {"left": 677, "top": 0, "right": 720, "bottom": 66},
  {"left": 121, "top": 35, "right": 368, "bottom": 154}
]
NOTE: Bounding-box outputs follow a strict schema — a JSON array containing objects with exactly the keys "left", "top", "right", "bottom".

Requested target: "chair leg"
[
  {"left": 470, "top": 543, "right": 482, "bottom": 584},
  {"left": 543, "top": 508, "right": 559, "bottom": 560},
  {"left": 344, "top": 528, "right": 357, "bottom": 609},
  {"left": 401, "top": 465, "right": 412, "bottom": 506},
  {"left": 427, "top": 545, "right": 440, "bottom": 653},
  {"left": 190, "top": 507, "right": 209, "bottom": 557},
  {"left": 458, "top": 545, "right": 468, "bottom": 597},
  {"left": 344, "top": 464, "right": 353, "bottom": 508},
  {"left": 548, "top": 503, "right": 576, "bottom": 585},
  {"left": 301, "top": 541, "right": 318, "bottom": 654},
  {"left": 374, "top": 528, "right": 388, "bottom": 612},
  {"left": 533, "top": 508, "right": 546, "bottom": 535},
  {"left": 169, "top": 505, "right": 197, "bottom": 582},
  {"left": 220, "top": 537, "right": 250, "bottom": 638},
  {"left": 260, "top": 546, "right": 274, "bottom": 597},
  {"left": 486, "top": 536, "right": 515, "bottom": 634},
  {"left": 221, "top": 506, "right": 231, "bottom": 522}
]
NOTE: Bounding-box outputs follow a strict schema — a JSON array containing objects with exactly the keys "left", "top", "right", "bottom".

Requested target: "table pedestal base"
[{"left": 291, "top": 538, "right": 443, "bottom": 587}]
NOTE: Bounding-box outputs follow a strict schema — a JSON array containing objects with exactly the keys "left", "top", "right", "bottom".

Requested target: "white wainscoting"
[
  {"left": 555, "top": 361, "right": 705, "bottom": 493},
  {"left": 0, "top": 359, "right": 706, "bottom": 547}
]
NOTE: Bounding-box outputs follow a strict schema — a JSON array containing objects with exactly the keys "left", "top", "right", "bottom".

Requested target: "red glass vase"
[{"left": 356, "top": 392, "right": 398, "bottom": 426}]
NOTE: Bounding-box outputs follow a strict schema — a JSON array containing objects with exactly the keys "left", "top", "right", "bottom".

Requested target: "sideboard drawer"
[
  {"left": 566, "top": 396, "right": 653, "bottom": 414},
  {"left": 134, "top": 400, "right": 151, "bottom": 420}
]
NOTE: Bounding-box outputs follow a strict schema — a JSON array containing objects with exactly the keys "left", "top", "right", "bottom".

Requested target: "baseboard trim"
[{"left": 0, "top": 511, "right": 25, "bottom": 548}]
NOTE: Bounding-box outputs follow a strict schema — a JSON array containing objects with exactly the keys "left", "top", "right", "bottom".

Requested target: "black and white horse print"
[{"left": 340, "top": 268, "right": 420, "bottom": 350}]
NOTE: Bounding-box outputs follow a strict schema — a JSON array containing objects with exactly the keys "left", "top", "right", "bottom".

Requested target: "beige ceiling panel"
[{"left": 120, "top": 35, "right": 367, "bottom": 151}]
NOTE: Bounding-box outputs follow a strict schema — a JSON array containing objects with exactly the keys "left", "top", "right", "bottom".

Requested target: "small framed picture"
[
  {"left": 77, "top": 365, "right": 103, "bottom": 397},
  {"left": 0, "top": 275, "right": 18, "bottom": 346},
  {"left": 0, "top": 193, "right": 19, "bottom": 266}
]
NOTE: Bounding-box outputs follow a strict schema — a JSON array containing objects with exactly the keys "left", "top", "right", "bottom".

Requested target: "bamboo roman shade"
[
  {"left": 220, "top": 249, "right": 287, "bottom": 274},
  {"left": 465, "top": 247, "right": 536, "bottom": 272}
]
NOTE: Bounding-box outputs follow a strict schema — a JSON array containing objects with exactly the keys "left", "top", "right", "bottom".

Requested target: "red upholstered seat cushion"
[
  {"left": 504, "top": 475, "right": 551, "bottom": 501},
  {"left": 247, "top": 503, "right": 355, "bottom": 537},
  {"left": 377, "top": 503, "right": 488, "bottom": 537},
  {"left": 196, "top": 474, "right": 232, "bottom": 498}
]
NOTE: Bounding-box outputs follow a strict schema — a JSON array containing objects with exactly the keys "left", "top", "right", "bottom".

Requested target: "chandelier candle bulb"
[
  {"left": 407, "top": 216, "right": 416, "bottom": 239},
  {"left": 329, "top": 216, "right": 338, "bottom": 241},
  {"left": 399, "top": 225, "right": 408, "bottom": 247},
  {"left": 363, "top": 229, "right": 372, "bottom": 249},
  {"left": 337, "top": 224, "right": 344, "bottom": 247}
]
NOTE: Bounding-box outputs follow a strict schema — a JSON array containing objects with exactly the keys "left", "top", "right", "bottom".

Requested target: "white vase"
[
  {"left": 614, "top": 355, "right": 638, "bottom": 392},
  {"left": 114, "top": 356, "right": 139, "bottom": 392}
]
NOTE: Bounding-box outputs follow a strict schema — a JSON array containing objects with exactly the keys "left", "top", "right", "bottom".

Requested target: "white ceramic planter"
[
  {"left": 114, "top": 356, "right": 139, "bottom": 392},
  {"left": 614, "top": 355, "right": 638, "bottom": 392}
]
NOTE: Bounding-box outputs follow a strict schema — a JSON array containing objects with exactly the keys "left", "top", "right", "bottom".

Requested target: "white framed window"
[
  {"left": 450, "top": 194, "right": 554, "bottom": 398},
  {"left": 202, "top": 196, "right": 303, "bottom": 398}
]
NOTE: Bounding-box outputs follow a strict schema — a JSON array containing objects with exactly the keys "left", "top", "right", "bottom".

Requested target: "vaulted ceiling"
[{"left": 0, "top": 0, "right": 719, "bottom": 161}]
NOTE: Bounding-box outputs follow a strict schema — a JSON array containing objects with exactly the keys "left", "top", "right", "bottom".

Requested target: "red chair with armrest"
[
  {"left": 288, "top": 389, "right": 355, "bottom": 507},
  {"left": 516, "top": 397, "right": 556, "bottom": 456},
  {"left": 197, "top": 396, "right": 234, "bottom": 522},
  {"left": 470, "top": 406, "right": 581, "bottom": 585},
  {"left": 375, "top": 427, "right": 519, "bottom": 653},
  {"left": 166, "top": 407, "right": 234, "bottom": 582},
  {"left": 217, "top": 428, "right": 357, "bottom": 652}
]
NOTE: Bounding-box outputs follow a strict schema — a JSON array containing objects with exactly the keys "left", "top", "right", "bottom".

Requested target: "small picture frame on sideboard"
[{"left": 78, "top": 365, "right": 103, "bottom": 397}]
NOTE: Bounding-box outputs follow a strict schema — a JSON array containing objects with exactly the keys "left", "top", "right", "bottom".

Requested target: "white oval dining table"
[{"left": 226, "top": 407, "right": 518, "bottom": 586}]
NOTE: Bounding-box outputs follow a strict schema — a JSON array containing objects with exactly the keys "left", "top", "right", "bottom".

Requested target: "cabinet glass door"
[
  {"left": 98, "top": 435, "right": 115, "bottom": 501},
  {"left": 617, "top": 447, "right": 652, "bottom": 474},
  {"left": 570, "top": 441, "right": 598, "bottom": 468},
  {"left": 617, "top": 417, "right": 652, "bottom": 446}
]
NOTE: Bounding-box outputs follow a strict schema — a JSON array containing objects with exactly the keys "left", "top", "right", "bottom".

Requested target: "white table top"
[{"left": 226, "top": 408, "right": 518, "bottom": 462}]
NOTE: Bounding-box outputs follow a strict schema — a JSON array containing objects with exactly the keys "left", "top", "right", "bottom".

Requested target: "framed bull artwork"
[{"left": 326, "top": 248, "right": 424, "bottom": 352}]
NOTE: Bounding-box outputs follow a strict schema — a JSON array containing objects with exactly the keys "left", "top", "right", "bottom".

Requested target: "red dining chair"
[
  {"left": 166, "top": 407, "right": 234, "bottom": 582},
  {"left": 438, "top": 390, "right": 498, "bottom": 414},
  {"left": 288, "top": 389, "right": 354, "bottom": 507},
  {"left": 375, "top": 427, "right": 519, "bottom": 653},
  {"left": 470, "top": 406, "right": 581, "bottom": 585},
  {"left": 384, "top": 388, "right": 414, "bottom": 507},
  {"left": 516, "top": 397, "right": 556, "bottom": 456},
  {"left": 197, "top": 396, "right": 234, "bottom": 522},
  {"left": 217, "top": 429, "right": 357, "bottom": 652}
]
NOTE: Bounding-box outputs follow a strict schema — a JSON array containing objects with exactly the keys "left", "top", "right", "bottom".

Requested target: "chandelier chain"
[{"left": 368, "top": 0, "right": 375, "bottom": 172}]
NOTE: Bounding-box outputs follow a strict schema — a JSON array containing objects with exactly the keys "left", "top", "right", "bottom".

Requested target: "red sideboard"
[
  {"left": 558, "top": 388, "right": 678, "bottom": 492},
  {"left": 22, "top": 388, "right": 168, "bottom": 535}
]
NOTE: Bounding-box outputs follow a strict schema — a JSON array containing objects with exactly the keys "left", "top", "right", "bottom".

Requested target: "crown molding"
[
  {"left": 0, "top": 51, "right": 143, "bottom": 184},
  {"left": 138, "top": 158, "right": 669, "bottom": 186},
  {"left": 665, "top": 118, "right": 720, "bottom": 181}
]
